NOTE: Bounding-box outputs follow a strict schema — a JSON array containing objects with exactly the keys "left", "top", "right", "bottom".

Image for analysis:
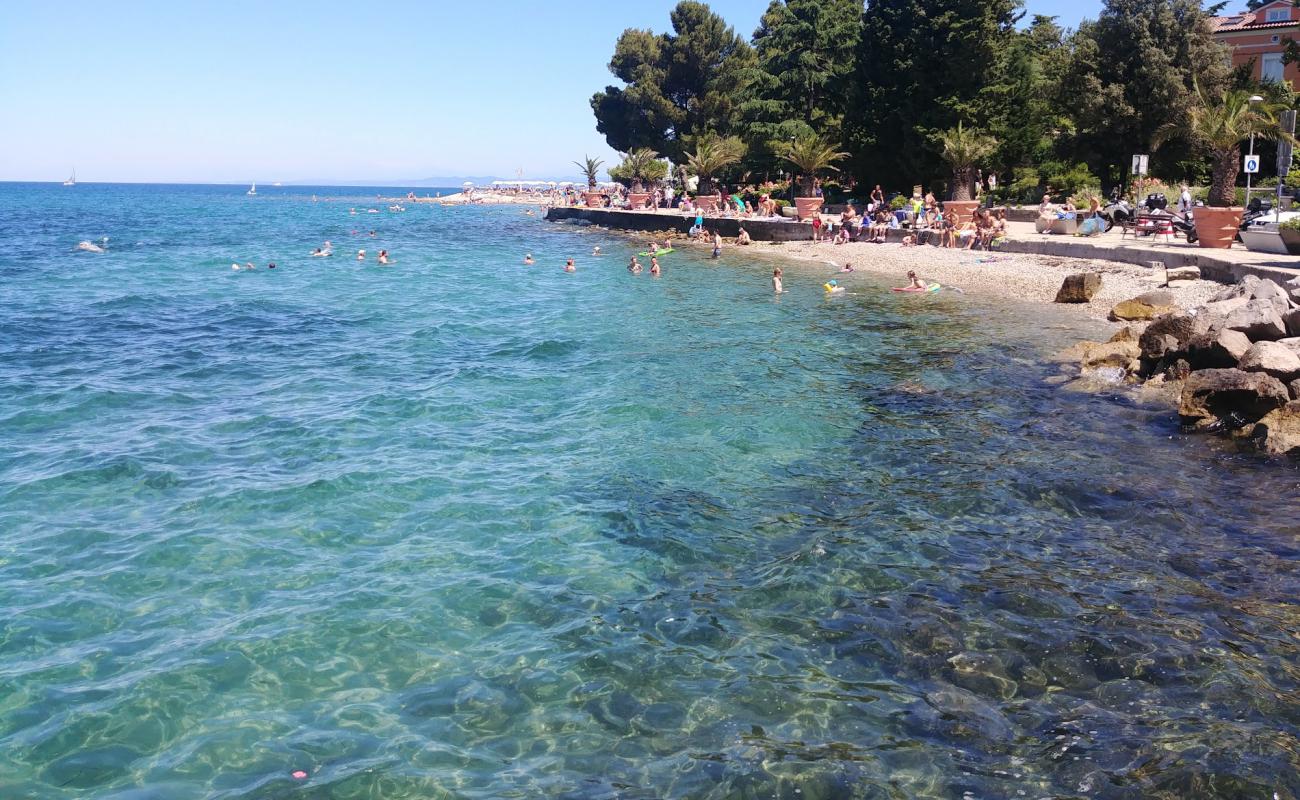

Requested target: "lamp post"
[{"left": 1245, "top": 94, "right": 1264, "bottom": 208}]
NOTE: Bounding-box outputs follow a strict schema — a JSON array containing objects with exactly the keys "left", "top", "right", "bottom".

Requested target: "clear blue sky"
[{"left": 0, "top": 1, "right": 1109, "bottom": 184}]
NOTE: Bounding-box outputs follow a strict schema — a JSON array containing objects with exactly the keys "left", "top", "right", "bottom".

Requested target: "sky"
[{"left": 0, "top": 0, "right": 1112, "bottom": 185}]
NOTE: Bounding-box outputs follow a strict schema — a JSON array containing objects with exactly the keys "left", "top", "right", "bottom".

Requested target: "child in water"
[
  {"left": 906, "top": 270, "right": 926, "bottom": 289},
  {"left": 564, "top": 258, "right": 576, "bottom": 272},
  {"left": 772, "top": 267, "right": 784, "bottom": 293}
]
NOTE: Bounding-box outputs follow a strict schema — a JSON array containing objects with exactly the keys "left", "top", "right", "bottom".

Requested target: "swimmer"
[
  {"left": 906, "top": 270, "right": 926, "bottom": 290},
  {"left": 592, "top": 246, "right": 602, "bottom": 256},
  {"left": 244, "top": 262, "right": 256, "bottom": 270},
  {"left": 525, "top": 209, "right": 535, "bottom": 216},
  {"left": 564, "top": 258, "right": 576, "bottom": 272},
  {"left": 647, "top": 240, "right": 659, "bottom": 254},
  {"left": 840, "top": 262, "right": 854, "bottom": 273},
  {"left": 378, "top": 249, "right": 391, "bottom": 265},
  {"left": 824, "top": 279, "right": 844, "bottom": 294},
  {"left": 650, "top": 256, "right": 660, "bottom": 277},
  {"left": 357, "top": 249, "right": 366, "bottom": 261},
  {"left": 268, "top": 262, "right": 277, "bottom": 269},
  {"left": 628, "top": 256, "right": 642, "bottom": 274},
  {"left": 232, "top": 263, "right": 241, "bottom": 271},
  {"left": 369, "top": 230, "right": 377, "bottom": 237},
  {"left": 772, "top": 267, "right": 784, "bottom": 294},
  {"left": 523, "top": 254, "right": 535, "bottom": 265}
]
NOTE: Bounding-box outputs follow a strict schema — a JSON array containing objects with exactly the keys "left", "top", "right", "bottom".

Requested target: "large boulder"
[
  {"left": 1110, "top": 292, "right": 1178, "bottom": 322},
  {"left": 1186, "top": 329, "right": 1252, "bottom": 370},
  {"left": 1190, "top": 297, "right": 1250, "bottom": 338},
  {"left": 1239, "top": 341, "right": 1300, "bottom": 381},
  {"left": 1287, "top": 276, "right": 1300, "bottom": 304},
  {"left": 1286, "top": 308, "right": 1300, "bottom": 337},
  {"left": 1055, "top": 272, "right": 1102, "bottom": 303},
  {"left": 1248, "top": 401, "right": 1300, "bottom": 456},
  {"left": 1178, "top": 368, "right": 1291, "bottom": 431},
  {"left": 1224, "top": 299, "right": 1287, "bottom": 341},
  {"left": 1292, "top": 377, "right": 1300, "bottom": 400},
  {"left": 1138, "top": 313, "right": 1195, "bottom": 359},
  {"left": 1211, "top": 275, "right": 1260, "bottom": 302}
]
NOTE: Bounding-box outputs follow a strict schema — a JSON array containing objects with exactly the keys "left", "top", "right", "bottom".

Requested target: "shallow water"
[{"left": 1, "top": 182, "right": 1298, "bottom": 799}]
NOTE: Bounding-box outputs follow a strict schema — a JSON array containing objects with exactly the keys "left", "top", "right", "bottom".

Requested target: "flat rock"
[
  {"left": 1211, "top": 275, "right": 1260, "bottom": 302},
  {"left": 1166, "top": 266, "right": 1200, "bottom": 283},
  {"left": 1081, "top": 340, "right": 1141, "bottom": 370},
  {"left": 1239, "top": 341, "right": 1300, "bottom": 381},
  {"left": 1224, "top": 299, "right": 1287, "bottom": 341},
  {"left": 1137, "top": 290, "right": 1176, "bottom": 306},
  {"left": 1186, "top": 329, "right": 1252, "bottom": 370},
  {"left": 1249, "top": 401, "right": 1300, "bottom": 456},
  {"left": 1110, "top": 296, "right": 1178, "bottom": 322},
  {"left": 1179, "top": 368, "right": 1291, "bottom": 431},
  {"left": 1055, "top": 272, "right": 1102, "bottom": 303}
]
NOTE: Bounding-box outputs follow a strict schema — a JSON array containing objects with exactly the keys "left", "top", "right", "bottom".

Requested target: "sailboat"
[
  {"left": 247, "top": 181, "right": 257, "bottom": 196},
  {"left": 63, "top": 169, "right": 76, "bottom": 186}
]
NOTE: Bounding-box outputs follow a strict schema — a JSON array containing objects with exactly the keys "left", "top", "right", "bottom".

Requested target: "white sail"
[
  {"left": 63, "top": 168, "right": 76, "bottom": 186},
  {"left": 247, "top": 182, "right": 256, "bottom": 196}
]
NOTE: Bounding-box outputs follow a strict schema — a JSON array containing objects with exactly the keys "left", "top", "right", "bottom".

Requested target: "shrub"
[
  {"left": 1280, "top": 216, "right": 1300, "bottom": 231},
  {"left": 889, "top": 194, "right": 910, "bottom": 210},
  {"left": 1069, "top": 185, "right": 1104, "bottom": 208},
  {"left": 1042, "top": 161, "right": 1100, "bottom": 196}
]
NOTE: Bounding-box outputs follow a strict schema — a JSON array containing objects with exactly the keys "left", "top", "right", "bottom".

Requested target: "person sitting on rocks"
[{"left": 737, "top": 226, "right": 751, "bottom": 245}]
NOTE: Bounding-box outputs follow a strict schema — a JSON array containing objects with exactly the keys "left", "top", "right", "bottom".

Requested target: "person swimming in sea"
[
  {"left": 523, "top": 254, "right": 534, "bottom": 265},
  {"left": 357, "top": 249, "right": 365, "bottom": 261},
  {"left": 592, "top": 246, "right": 602, "bottom": 256},
  {"left": 564, "top": 258, "right": 576, "bottom": 272},
  {"left": 906, "top": 270, "right": 926, "bottom": 290},
  {"left": 840, "top": 262, "right": 854, "bottom": 273},
  {"left": 772, "top": 267, "right": 784, "bottom": 294},
  {"left": 378, "top": 249, "right": 392, "bottom": 264},
  {"left": 649, "top": 256, "right": 660, "bottom": 277},
  {"left": 628, "top": 256, "right": 642, "bottom": 274}
]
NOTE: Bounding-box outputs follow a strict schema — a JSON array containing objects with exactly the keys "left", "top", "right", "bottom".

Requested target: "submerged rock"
[
  {"left": 1054, "top": 272, "right": 1102, "bottom": 303},
  {"left": 1178, "top": 368, "right": 1291, "bottom": 431}
]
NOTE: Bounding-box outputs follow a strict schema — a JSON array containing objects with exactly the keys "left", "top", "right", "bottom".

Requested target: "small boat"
[
  {"left": 63, "top": 169, "right": 76, "bottom": 186},
  {"left": 271, "top": 181, "right": 282, "bottom": 187},
  {"left": 247, "top": 182, "right": 257, "bottom": 196}
]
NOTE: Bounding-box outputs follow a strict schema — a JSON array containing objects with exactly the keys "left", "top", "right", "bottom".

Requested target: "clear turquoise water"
[{"left": 1, "top": 182, "right": 1299, "bottom": 799}]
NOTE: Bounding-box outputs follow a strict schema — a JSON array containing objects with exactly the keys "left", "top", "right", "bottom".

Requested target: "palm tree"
[
  {"left": 611, "top": 148, "right": 667, "bottom": 192},
  {"left": 685, "top": 134, "right": 745, "bottom": 196},
  {"left": 934, "top": 123, "right": 998, "bottom": 201},
  {"left": 1156, "top": 87, "right": 1296, "bottom": 207},
  {"left": 572, "top": 155, "right": 605, "bottom": 189},
  {"left": 777, "top": 134, "right": 849, "bottom": 197}
]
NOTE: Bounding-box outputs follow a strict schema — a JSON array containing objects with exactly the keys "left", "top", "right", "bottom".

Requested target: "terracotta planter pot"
[
  {"left": 584, "top": 192, "right": 605, "bottom": 208},
  {"left": 1193, "top": 206, "right": 1242, "bottom": 249},
  {"left": 794, "top": 197, "right": 823, "bottom": 221},
  {"left": 626, "top": 192, "right": 650, "bottom": 209},
  {"left": 943, "top": 200, "right": 980, "bottom": 224},
  {"left": 693, "top": 194, "right": 721, "bottom": 213}
]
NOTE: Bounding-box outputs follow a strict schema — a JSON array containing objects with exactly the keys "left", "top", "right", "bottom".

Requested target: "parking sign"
[
  {"left": 1131, "top": 155, "right": 1149, "bottom": 175},
  {"left": 1244, "top": 154, "right": 1260, "bottom": 174}
]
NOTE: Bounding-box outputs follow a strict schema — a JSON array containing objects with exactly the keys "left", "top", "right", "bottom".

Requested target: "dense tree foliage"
[
  {"left": 590, "top": 2, "right": 754, "bottom": 163},
  {"left": 589, "top": 0, "right": 1281, "bottom": 199}
]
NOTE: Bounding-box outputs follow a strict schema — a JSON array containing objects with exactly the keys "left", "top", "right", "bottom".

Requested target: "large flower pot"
[
  {"left": 1278, "top": 226, "right": 1300, "bottom": 255},
  {"left": 627, "top": 192, "right": 650, "bottom": 209},
  {"left": 584, "top": 192, "right": 605, "bottom": 208},
  {"left": 1193, "top": 206, "right": 1242, "bottom": 248},
  {"left": 693, "top": 194, "right": 721, "bottom": 213},
  {"left": 794, "top": 197, "right": 823, "bottom": 221},
  {"left": 943, "top": 200, "right": 980, "bottom": 224}
]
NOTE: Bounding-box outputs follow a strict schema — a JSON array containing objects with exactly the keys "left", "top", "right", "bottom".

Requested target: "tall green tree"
[
  {"left": 845, "top": 0, "right": 1021, "bottom": 191},
  {"left": 590, "top": 2, "right": 755, "bottom": 163},
  {"left": 1055, "top": 0, "right": 1230, "bottom": 187},
  {"left": 739, "top": 0, "right": 861, "bottom": 173}
]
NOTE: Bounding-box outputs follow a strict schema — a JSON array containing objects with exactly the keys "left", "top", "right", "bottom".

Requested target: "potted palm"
[
  {"left": 685, "top": 134, "right": 744, "bottom": 213},
  {"left": 934, "top": 123, "right": 997, "bottom": 224},
  {"left": 1156, "top": 88, "right": 1295, "bottom": 248},
  {"left": 777, "top": 134, "right": 849, "bottom": 221},
  {"left": 610, "top": 148, "right": 666, "bottom": 209},
  {"left": 573, "top": 155, "right": 605, "bottom": 207}
]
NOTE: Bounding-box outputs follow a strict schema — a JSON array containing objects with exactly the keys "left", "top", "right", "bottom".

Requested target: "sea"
[{"left": 1, "top": 181, "right": 1298, "bottom": 799}]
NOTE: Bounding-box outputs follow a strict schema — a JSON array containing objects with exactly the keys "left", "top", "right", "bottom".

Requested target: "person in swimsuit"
[
  {"left": 628, "top": 256, "right": 642, "bottom": 274},
  {"left": 523, "top": 254, "right": 534, "bottom": 265},
  {"left": 772, "top": 267, "right": 784, "bottom": 293},
  {"left": 906, "top": 270, "right": 926, "bottom": 290},
  {"left": 711, "top": 231, "right": 722, "bottom": 258},
  {"left": 650, "top": 257, "right": 660, "bottom": 276},
  {"left": 564, "top": 258, "right": 576, "bottom": 272}
]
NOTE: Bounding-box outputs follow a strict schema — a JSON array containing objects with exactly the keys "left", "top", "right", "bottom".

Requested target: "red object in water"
[{"left": 291, "top": 770, "right": 308, "bottom": 780}]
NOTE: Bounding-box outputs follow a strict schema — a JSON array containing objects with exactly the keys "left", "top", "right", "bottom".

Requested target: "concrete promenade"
[{"left": 545, "top": 206, "right": 1300, "bottom": 286}]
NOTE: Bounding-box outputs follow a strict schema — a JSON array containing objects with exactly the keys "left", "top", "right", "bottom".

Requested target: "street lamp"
[{"left": 1246, "top": 94, "right": 1264, "bottom": 207}]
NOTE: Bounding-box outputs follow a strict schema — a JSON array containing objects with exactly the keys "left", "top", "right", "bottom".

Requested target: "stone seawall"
[{"left": 545, "top": 206, "right": 1300, "bottom": 286}]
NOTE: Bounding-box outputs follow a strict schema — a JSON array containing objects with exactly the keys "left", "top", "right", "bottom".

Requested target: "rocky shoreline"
[{"left": 1058, "top": 274, "right": 1300, "bottom": 457}]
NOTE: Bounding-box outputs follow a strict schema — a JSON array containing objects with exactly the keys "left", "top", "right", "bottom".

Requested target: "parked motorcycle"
[{"left": 1100, "top": 197, "right": 1133, "bottom": 231}]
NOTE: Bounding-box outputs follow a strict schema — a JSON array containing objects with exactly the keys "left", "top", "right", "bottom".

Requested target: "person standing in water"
[
  {"left": 772, "top": 267, "right": 783, "bottom": 293},
  {"left": 523, "top": 254, "right": 534, "bottom": 265},
  {"left": 649, "top": 256, "right": 660, "bottom": 276},
  {"left": 711, "top": 230, "right": 722, "bottom": 259}
]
